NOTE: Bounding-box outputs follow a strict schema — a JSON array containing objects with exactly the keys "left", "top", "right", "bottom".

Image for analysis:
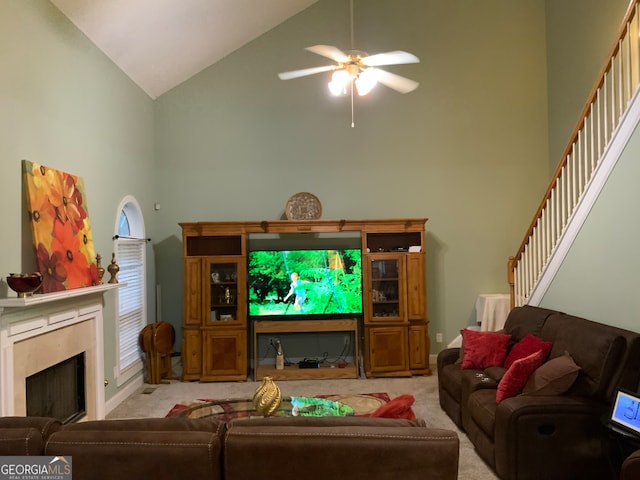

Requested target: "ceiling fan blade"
[
  {"left": 278, "top": 65, "right": 336, "bottom": 80},
  {"left": 373, "top": 68, "right": 419, "bottom": 94},
  {"left": 305, "top": 45, "right": 350, "bottom": 63},
  {"left": 362, "top": 51, "right": 420, "bottom": 67}
]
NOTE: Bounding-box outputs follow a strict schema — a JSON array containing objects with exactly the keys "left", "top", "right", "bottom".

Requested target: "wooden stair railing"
[{"left": 509, "top": 0, "right": 640, "bottom": 308}]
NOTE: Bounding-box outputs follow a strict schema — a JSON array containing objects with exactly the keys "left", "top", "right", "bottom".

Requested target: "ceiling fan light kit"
[
  {"left": 326, "top": 53, "right": 379, "bottom": 97},
  {"left": 277, "top": 0, "right": 420, "bottom": 127}
]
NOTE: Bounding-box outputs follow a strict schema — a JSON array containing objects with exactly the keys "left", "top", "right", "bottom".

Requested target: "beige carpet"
[{"left": 107, "top": 367, "right": 498, "bottom": 480}]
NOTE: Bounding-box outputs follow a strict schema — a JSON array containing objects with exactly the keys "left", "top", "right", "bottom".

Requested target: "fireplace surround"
[
  {"left": 26, "top": 352, "right": 86, "bottom": 423},
  {"left": 0, "top": 284, "right": 120, "bottom": 420}
]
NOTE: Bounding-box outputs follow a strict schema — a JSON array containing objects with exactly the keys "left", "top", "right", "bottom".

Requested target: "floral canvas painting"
[{"left": 23, "top": 160, "right": 99, "bottom": 293}]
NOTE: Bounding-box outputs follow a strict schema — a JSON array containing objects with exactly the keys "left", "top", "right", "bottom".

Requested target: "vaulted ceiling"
[{"left": 50, "top": 0, "right": 320, "bottom": 99}]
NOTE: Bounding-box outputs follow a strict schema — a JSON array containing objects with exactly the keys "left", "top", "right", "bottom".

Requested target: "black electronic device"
[
  {"left": 609, "top": 389, "right": 640, "bottom": 437},
  {"left": 298, "top": 359, "right": 320, "bottom": 369}
]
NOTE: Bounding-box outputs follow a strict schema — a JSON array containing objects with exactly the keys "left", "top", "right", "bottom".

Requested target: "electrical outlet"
[{"left": 436, "top": 333, "right": 443, "bottom": 343}]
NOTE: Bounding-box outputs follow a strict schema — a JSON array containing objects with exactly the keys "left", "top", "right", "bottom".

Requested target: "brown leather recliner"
[{"left": 622, "top": 450, "right": 640, "bottom": 480}]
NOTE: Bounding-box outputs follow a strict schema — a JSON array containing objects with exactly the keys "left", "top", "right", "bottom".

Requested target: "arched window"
[{"left": 114, "top": 196, "right": 147, "bottom": 386}]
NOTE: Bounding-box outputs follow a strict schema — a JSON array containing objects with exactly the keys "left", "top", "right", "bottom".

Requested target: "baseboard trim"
[
  {"left": 429, "top": 354, "right": 438, "bottom": 367},
  {"left": 104, "top": 374, "right": 144, "bottom": 416}
]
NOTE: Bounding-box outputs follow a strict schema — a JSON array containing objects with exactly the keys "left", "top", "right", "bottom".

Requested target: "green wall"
[
  {"left": 0, "top": 1, "right": 156, "bottom": 401},
  {"left": 540, "top": 120, "right": 640, "bottom": 332},
  {"left": 545, "top": 0, "right": 631, "bottom": 172},
  {"left": 539, "top": 0, "right": 637, "bottom": 331},
  {"left": 154, "top": 0, "right": 549, "bottom": 351}
]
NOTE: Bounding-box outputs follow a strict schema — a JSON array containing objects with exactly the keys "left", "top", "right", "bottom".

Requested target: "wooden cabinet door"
[
  {"left": 365, "top": 253, "right": 406, "bottom": 323},
  {"left": 201, "top": 329, "right": 247, "bottom": 381},
  {"left": 184, "top": 258, "right": 202, "bottom": 326},
  {"left": 405, "top": 253, "right": 426, "bottom": 321},
  {"left": 366, "top": 326, "right": 409, "bottom": 376},
  {"left": 181, "top": 328, "right": 202, "bottom": 379},
  {"left": 408, "top": 324, "right": 429, "bottom": 372},
  {"left": 202, "top": 256, "right": 246, "bottom": 327}
]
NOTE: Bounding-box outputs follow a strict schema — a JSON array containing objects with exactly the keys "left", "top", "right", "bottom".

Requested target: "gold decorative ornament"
[
  {"left": 96, "top": 253, "right": 105, "bottom": 283},
  {"left": 252, "top": 376, "right": 282, "bottom": 416},
  {"left": 107, "top": 253, "right": 119, "bottom": 284},
  {"left": 285, "top": 192, "right": 322, "bottom": 220}
]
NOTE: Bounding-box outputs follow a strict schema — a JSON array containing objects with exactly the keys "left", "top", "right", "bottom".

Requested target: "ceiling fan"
[{"left": 277, "top": 0, "right": 420, "bottom": 126}]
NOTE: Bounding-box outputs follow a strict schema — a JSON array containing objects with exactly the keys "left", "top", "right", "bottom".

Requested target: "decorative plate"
[{"left": 285, "top": 192, "right": 322, "bottom": 220}]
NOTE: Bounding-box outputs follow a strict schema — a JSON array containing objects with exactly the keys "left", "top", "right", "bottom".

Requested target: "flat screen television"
[{"left": 248, "top": 248, "right": 362, "bottom": 318}]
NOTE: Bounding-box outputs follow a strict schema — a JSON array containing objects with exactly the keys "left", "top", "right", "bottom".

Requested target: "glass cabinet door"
[
  {"left": 204, "top": 256, "right": 245, "bottom": 325},
  {"left": 367, "top": 253, "right": 405, "bottom": 322}
]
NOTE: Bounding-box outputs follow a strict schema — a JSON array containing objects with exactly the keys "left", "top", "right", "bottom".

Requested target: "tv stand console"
[
  {"left": 253, "top": 319, "right": 359, "bottom": 380},
  {"left": 179, "top": 218, "right": 429, "bottom": 381}
]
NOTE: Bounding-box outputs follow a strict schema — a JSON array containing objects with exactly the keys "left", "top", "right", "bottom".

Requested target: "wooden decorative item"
[
  {"left": 139, "top": 322, "right": 175, "bottom": 384},
  {"left": 285, "top": 192, "right": 322, "bottom": 220}
]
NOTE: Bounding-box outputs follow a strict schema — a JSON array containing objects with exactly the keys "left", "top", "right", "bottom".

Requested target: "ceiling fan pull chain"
[{"left": 351, "top": 83, "right": 355, "bottom": 128}]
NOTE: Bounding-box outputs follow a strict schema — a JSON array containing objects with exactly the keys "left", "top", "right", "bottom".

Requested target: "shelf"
[
  {"left": 254, "top": 318, "right": 358, "bottom": 333},
  {"left": 253, "top": 319, "right": 359, "bottom": 381},
  {"left": 0, "top": 283, "right": 123, "bottom": 311},
  {"left": 186, "top": 235, "right": 242, "bottom": 256},
  {"left": 255, "top": 363, "right": 358, "bottom": 381}
]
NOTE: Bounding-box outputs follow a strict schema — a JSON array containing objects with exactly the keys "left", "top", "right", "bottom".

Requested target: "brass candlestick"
[
  {"left": 96, "top": 254, "right": 105, "bottom": 283},
  {"left": 107, "top": 253, "right": 119, "bottom": 284}
]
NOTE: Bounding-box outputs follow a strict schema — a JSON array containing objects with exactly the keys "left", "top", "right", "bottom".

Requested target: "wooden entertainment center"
[{"left": 179, "top": 218, "right": 429, "bottom": 381}]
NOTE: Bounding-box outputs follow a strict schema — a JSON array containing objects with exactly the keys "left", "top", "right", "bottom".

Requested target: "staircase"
[{"left": 508, "top": 0, "right": 640, "bottom": 307}]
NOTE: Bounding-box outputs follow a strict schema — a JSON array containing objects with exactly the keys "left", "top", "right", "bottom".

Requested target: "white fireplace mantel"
[
  {"left": 0, "top": 283, "right": 121, "bottom": 312},
  {"left": 0, "top": 283, "right": 122, "bottom": 420}
]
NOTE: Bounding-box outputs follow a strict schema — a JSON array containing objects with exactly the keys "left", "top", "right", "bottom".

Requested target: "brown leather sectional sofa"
[
  {"left": 437, "top": 305, "right": 640, "bottom": 480},
  {"left": 0, "top": 415, "right": 460, "bottom": 480}
]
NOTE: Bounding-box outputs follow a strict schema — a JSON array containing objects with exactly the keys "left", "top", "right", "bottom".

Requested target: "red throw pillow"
[
  {"left": 503, "top": 333, "right": 552, "bottom": 369},
  {"left": 460, "top": 329, "right": 511, "bottom": 370},
  {"left": 496, "top": 349, "right": 546, "bottom": 403},
  {"left": 370, "top": 394, "right": 416, "bottom": 420}
]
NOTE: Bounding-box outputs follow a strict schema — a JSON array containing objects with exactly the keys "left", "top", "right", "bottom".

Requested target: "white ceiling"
[{"left": 50, "top": 0, "right": 320, "bottom": 99}]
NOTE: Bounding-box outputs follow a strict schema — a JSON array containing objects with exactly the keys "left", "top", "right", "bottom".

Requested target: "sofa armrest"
[
  {"left": 437, "top": 347, "right": 460, "bottom": 372},
  {"left": 622, "top": 450, "right": 640, "bottom": 480},
  {"left": 0, "top": 428, "right": 45, "bottom": 456},
  {"left": 224, "top": 418, "right": 459, "bottom": 480},
  {"left": 494, "top": 395, "right": 609, "bottom": 480},
  {"left": 0, "top": 417, "right": 62, "bottom": 456},
  {"left": 0, "top": 416, "right": 62, "bottom": 439}
]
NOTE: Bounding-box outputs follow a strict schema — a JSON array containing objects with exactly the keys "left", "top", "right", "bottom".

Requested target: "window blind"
[{"left": 117, "top": 239, "right": 146, "bottom": 370}]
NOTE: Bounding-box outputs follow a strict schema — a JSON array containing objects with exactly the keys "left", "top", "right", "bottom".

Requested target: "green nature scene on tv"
[{"left": 248, "top": 249, "right": 362, "bottom": 317}]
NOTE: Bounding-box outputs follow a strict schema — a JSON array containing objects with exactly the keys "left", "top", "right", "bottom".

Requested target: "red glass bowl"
[{"left": 6, "top": 273, "right": 43, "bottom": 298}]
